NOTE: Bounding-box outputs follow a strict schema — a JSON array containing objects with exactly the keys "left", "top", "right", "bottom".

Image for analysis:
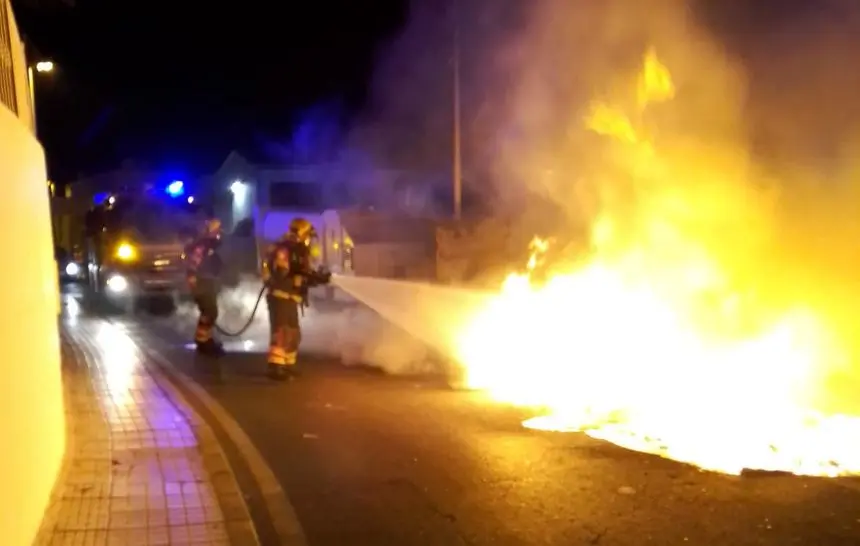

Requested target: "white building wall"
[{"left": 0, "top": 2, "right": 64, "bottom": 544}]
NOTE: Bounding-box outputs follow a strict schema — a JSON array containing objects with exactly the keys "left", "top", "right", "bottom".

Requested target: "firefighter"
[
  {"left": 262, "top": 217, "right": 330, "bottom": 380},
  {"left": 185, "top": 217, "right": 225, "bottom": 356}
]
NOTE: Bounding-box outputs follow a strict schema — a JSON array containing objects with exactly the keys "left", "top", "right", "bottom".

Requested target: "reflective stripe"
[
  {"left": 268, "top": 345, "right": 287, "bottom": 365},
  {"left": 268, "top": 354, "right": 287, "bottom": 365},
  {"left": 195, "top": 326, "right": 212, "bottom": 342},
  {"left": 270, "top": 289, "right": 302, "bottom": 302},
  {"left": 268, "top": 346, "right": 297, "bottom": 366}
]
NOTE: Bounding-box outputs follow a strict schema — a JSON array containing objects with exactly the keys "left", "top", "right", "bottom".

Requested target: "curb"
[
  {"left": 138, "top": 342, "right": 309, "bottom": 546},
  {"left": 129, "top": 335, "right": 261, "bottom": 545}
]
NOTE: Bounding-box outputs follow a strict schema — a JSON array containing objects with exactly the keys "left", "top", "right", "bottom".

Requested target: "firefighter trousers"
[
  {"left": 193, "top": 279, "right": 219, "bottom": 344},
  {"left": 267, "top": 295, "right": 301, "bottom": 367}
]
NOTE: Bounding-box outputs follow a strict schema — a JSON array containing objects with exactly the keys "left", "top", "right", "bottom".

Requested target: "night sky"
[
  {"left": 12, "top": 0, "right": 410, "bottom": 181},
  {"left": 11, "top": 0, "right": 851, "bottom": 185}
]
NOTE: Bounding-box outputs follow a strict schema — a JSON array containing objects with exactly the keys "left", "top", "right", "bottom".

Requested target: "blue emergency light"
[{"left": 166, "top": 180, "right": 185, "bottom": 197}]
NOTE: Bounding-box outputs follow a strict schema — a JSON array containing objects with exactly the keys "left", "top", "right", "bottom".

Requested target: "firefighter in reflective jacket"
[
  {"left": 262, "top": 217, "right": 330, "bottom": 380},
  {"left": 185, "top": 218, "right": 225, "bottom": 355}
]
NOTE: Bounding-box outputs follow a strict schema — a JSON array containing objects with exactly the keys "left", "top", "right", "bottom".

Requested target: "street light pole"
[
  {"left": 452, "top": 0, "right": 462, "bottom": 221},
  {"left": 28, "top": 61, "right": 53, "bottom": 135}
]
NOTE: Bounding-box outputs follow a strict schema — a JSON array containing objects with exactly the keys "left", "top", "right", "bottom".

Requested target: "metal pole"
[{"left": 452, "top": 0, "right": 462, "bottom": 221}]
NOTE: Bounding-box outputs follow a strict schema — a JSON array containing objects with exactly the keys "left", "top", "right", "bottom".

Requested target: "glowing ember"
[{"left": 454, "top": 49, "right": 860, "bottom": 477}]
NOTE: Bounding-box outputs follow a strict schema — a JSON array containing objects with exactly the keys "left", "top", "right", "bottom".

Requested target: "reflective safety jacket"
[
  {"left": 184, "top": 236, "right": 222, "bottom": 284},
  {"left": 263, "top": 239, "right": 312, "bottom": 301}
]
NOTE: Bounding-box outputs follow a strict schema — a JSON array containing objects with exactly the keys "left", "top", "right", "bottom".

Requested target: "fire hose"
[
  {"left": 211, "top": 269, "right": 332, "bottom": 337},
  {"left": 213, "top": 284, "right": 267, "bottom": 337}
]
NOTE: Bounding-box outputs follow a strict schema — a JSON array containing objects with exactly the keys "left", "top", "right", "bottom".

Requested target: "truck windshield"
[{"left": 106, "top": 199, "right": 199, "bottom": 242}]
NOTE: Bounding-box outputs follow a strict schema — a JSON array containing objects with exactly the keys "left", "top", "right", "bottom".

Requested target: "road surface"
[{"left": 72, "top": 292, "right": 860, "bottom": 546}]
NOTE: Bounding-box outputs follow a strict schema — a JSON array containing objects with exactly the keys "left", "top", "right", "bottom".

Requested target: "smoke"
[
  {"left": 331, "top": 0, "right": 529, "bottom": 214},
  {"left": 168, "top": 277, "right": 444, "bottom": 376},
  {"left": 266, "top": 0, "right": 860, "bottom": 408},
  {"left": 251, "top": 100, "right": 348, "bottom": 165},
  {"left": 737, "top": 1, "right": 860, "bottom": 409},
  {"left": 468, "top": 0, "right": 860, "bottom": 411},
  {"left": 164, "top": 0, "right": 860, "bottom": 399},
  {"left": 337, "top": 0, "right": 752, "bottom": 247},
  {"left": 353, "top": 0, "right": 860, "bottom": 264},
  {"left": 493, "top": 0, "right": 748, "bottom": 213}
]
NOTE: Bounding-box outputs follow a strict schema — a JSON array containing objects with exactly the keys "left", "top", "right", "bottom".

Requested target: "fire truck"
[{"left": 83, "top": 183, "right": 204, "bottom": 310}]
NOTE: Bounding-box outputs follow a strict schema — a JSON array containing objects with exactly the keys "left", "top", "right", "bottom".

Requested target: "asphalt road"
[{"left": 76, "top": 293, "right": 860, "bottom": 546}]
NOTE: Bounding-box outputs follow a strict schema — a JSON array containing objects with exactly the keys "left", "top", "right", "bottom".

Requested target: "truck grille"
[{"left": 145, "top": 252, "right": 182, "bottom": 273}]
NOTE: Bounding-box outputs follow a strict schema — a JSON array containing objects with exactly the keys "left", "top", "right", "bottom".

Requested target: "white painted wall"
[
  {"left": 436, "top": 218, "right": 523, "bottom": 287},
  {"left": 0, "top": 4, "right": 64, "bottom": 542}
]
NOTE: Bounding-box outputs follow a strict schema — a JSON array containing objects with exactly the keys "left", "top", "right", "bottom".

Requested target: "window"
[
  {"left": 87, "top": 198, "right": 198, "bottom": 243},
  {"left": 269, "top": 182, "right": 323, "bottom": 209},
  {"left": 0, "top": 1, "right": 17, "bottom": 116}
]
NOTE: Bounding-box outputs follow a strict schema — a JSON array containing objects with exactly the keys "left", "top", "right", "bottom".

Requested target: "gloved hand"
[{"left": 308, "top": 266, "right": 332, "bottom": 286}]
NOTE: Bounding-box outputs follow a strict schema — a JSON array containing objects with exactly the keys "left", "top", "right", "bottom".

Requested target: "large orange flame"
[{"left": 455, "top": 50, "right": 860, "bottom": 477}]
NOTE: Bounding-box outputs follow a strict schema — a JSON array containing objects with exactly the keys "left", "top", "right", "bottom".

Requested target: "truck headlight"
[
  {"left": 115, "top": 243, "right": 136, "bottom": 261},
  {"left": 106, "top": 275, "right": 128, "bottom": 292},
  {"left": 64, "top": 262, "right": 80, "bottom": 276}
]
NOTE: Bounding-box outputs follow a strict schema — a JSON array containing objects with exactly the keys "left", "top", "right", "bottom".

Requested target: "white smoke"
[{"left": 167, "top": 276, "right": 444, "bottom": 376}]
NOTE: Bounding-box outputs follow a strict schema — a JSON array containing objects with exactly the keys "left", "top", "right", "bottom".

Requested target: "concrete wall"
[
  {"left": 50, "top": 195, "right": 90, "bottom": 252},
  {"left": 0, "top": 3, "right": 65, "bottom": 544},
  {"left": 353, "top": 242, "right": 435, "bottom": 280},
  {"left": 436, "top": 218, "right": 527, "bottom": 287}
]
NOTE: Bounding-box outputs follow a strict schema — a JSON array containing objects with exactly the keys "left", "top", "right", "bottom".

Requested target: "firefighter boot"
[
  {"left": 197, "top": 339, "right": 225, "bottom": 357},
  {"left": 266, "top": 363, "right": 293, "bottom": 381},
  {"left": 208, "top": 339, "right": 226, "bottom": 356}
]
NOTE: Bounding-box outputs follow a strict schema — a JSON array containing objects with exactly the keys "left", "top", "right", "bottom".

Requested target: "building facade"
[
  {"left": 207, "top": 150, "right": 453, "bottom": 234},
  {"left": 0, "top": 2, "right": 65, "bottom": 544},
  {"left": 204, "top": 150, "right": 446, "bottom": 281},
  {"left": 0, "top": 0, "right": 33, "bottom": 132}
]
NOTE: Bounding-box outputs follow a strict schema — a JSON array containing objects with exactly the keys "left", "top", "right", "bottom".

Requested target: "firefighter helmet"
[
  {"left": 288, "top": 217, "right": 315, "bottom": 242},
  {"left": 204, "top": 218, "right": 222, "bottom": 236}
]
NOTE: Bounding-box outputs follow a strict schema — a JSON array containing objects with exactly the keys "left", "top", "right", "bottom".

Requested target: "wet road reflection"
[
  {"left": 93, "top": 322, "right": 139, "bottom": 408},
  {"left": 61, "top": 285, "right": 201, "bottom": 450},
  {"left": 182, "top": 338, "right": 260, "bottom": 353}
]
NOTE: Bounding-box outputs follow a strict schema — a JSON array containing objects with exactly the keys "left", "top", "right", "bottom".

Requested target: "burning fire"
[{"left": 455, "top": 50, "right": 860, "bottom": 477}]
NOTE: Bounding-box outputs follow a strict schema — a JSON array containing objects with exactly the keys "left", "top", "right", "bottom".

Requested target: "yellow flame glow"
[{"left": 455, "top": 49, "right": 860, "bottom": 477}]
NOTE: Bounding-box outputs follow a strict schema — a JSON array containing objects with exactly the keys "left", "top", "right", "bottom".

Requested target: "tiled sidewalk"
[{"left": 35, "top": 317, "right": 258, "bottom": 545}]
